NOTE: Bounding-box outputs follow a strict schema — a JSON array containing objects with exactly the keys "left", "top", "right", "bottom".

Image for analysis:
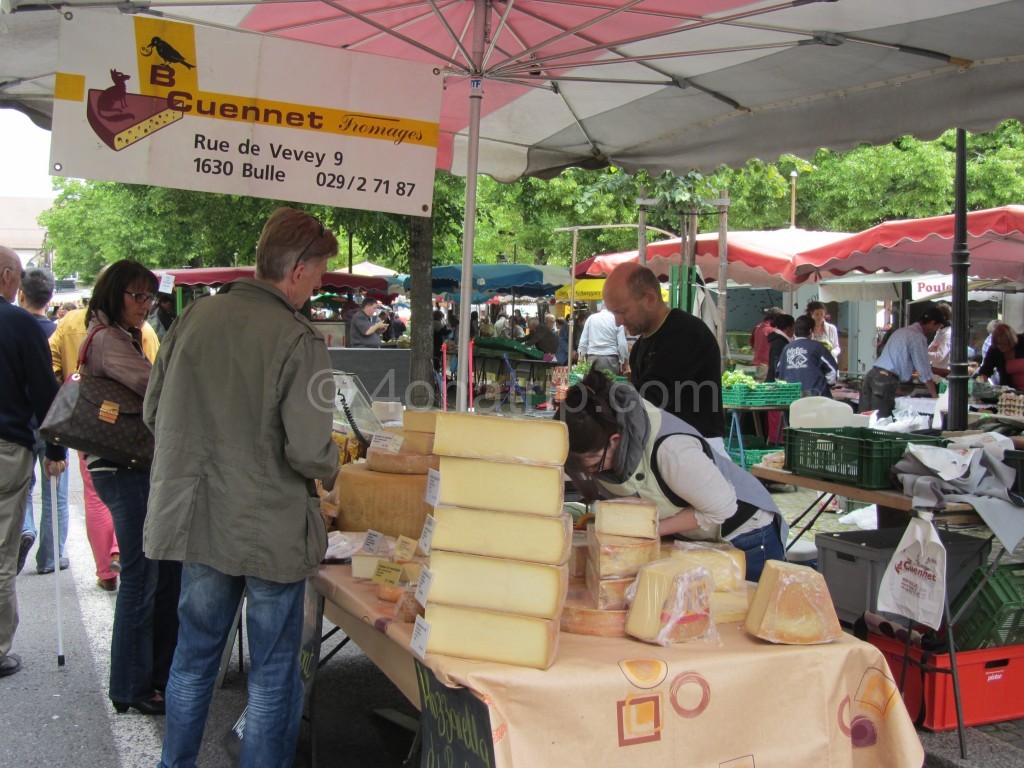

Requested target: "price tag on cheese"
[
  {"left": 393, "top": 535, "right": 418, "bottom": 561},
  {"left": 157, "top": 272, "right": 175, "bottom": 295},
  {"left": 418, "top": 514, "right": 436, "bottom": 555},
  {"left": 363, "top": 529, "right": 385, "bottom": 555},
  {"left": 372, "top": 560, "right": 403, "bottom": 586},
  {"left": 410, "top": 615, "right": 431, "bottom": 659},
  {"left": 415, "top": 566, "right": 434, "bottom": 607},
  {"left": 370, "top": 432, "right": 395, "bottom": 453},
  {"left": 424, "top": 468, "right": 441, "bottom": 507}
]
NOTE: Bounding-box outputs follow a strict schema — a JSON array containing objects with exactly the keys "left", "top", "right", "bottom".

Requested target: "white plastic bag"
[{"left": 876, "top": 513, "right": 947, "bottom": 630}]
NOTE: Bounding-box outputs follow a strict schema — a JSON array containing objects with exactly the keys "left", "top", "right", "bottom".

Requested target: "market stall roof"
[
  {"left": 577, "top": 229, "right": 850, "bottom": 290},
  {"left": 160, "top": 266, "right": 388, "bottom": 293},
  {"left": 4, "top": 1, "right": 1024, "bottom": 180},
  {"left": 792, "top": 206, "right": 1024, "bottom": 282},
  {"left": 409, "top": 263, "right": 571, "bottom": 297}
]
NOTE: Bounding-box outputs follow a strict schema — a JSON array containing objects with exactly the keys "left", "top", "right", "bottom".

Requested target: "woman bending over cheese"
[{"left": 557, "top": 370, "right": 787, "bottom": 582}]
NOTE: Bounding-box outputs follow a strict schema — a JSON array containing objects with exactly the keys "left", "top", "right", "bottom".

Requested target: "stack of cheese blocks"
[
  {"left": 334, "top": 410, "right": 440, "bottom": 540},
  {"left": 421, "top": 411, "right": 572, "bottom": 670}
]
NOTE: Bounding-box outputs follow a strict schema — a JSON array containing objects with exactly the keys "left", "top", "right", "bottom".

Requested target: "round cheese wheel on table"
[
  {"left": 365, "top": 446, "right": 440, "bottom": 475},
  {"left": 336, "top": 462, "right": 432, "bottom": 540}
]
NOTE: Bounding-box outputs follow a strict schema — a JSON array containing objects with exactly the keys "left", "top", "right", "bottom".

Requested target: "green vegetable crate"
[
  {"left": 951, "top": 563, "right": 1024, "bottom": 650},
  {"left": 783, "top": 427, "right": 947, "bottom": 489},
  {"left": 722, "top": 381, "right": 802, "bottom": 407},
  {"left": 727, "top": 437, "right": 780, "bottom": 469}
]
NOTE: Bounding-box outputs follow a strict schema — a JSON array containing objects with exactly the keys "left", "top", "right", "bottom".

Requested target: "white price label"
[
  {"left": 158, "top": 273, "right": 175, "bottom": 295},
  {"left": 424, "top": 468, "right": 441, "bottom": 507},
  {"left": 418, "top": 514, "right": 436, "bottom": 556},
  {"left": 393, "top": 535, "right": 418, "bottom": 562},
  {"left": 363, "top": 529, "right": 385, "bottom": 554},
  {"left": 415, "top": 566, "right": 433, "bottom": 607},
  {"left": 387, "top": 433, "right": 404, "bottom": 454},
  {"left": 369, "top": 432, "right": 394, "bottom": 452},
  {"left": 410, "top": 615, "right": 431, "bottom": 659}
]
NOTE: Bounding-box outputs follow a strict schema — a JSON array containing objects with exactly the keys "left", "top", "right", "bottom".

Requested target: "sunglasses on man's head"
[{"left": 294, "top": 221, "right": 327, "bottom": 271}]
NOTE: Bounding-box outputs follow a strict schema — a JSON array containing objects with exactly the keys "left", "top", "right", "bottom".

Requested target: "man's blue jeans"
[
  {"left": 159, "top": 563, "right": 306, "bottom": 768},
  {"left": 730, "top": 519, "right": 786, "bottom": 583},
  {"left": 23, "top": 437, "right": 69, "bottom": 572}
]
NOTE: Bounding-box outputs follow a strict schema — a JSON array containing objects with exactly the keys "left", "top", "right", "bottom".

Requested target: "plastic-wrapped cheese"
[
  {"left": 669, "top": 541, "right": 746, "bottom": 592},
  {"left": 594, "top": 499, "right": 659, "bottom": 539},
  {"left": 437, "top": 456, "right": 564, "bottom": 516},
  {"left": 584, "top": 557, "right": 633, "bottom": 610},
  {"left": 625, "top": 560, "right": 715, "bottom": 645},
  {"left": 426, "top": 550, "right": 568, "bottom": 619},
  {"left": 430, "top": 506, "right": 572, "bottom": 565},
  {"left": 585, "top": 526, "right": 660, "bottom": 579},
  {"left": 365, "top": 445, "right": 440, "bottom": 475},
  {"left": 744, "top": 561, "right": 843, "bottom": 644},
  {"left": 335, "top": 462, "right": 432, "bottom": 539},
  {"left": 433, "top": 411, "right": 569, "bottom": 465},
  {"left": 424, "top": 603, "right": 560, "bottom": 669}
]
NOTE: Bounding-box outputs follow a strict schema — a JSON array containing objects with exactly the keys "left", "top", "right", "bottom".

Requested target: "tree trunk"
[{"left": 408, "top": 214, "right": 436, "bottom": 408}]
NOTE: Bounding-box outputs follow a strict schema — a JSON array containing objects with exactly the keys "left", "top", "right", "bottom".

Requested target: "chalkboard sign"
[{"left": 415, "top": 659, "right": 496, "bottom": 768}]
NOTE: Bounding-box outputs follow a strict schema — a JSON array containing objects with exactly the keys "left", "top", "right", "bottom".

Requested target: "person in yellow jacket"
[{"left": 49, "top": 306, "right": 159, "bottom": 590}]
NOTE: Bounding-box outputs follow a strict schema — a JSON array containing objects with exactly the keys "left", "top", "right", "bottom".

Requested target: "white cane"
[{"left": 51, "top": 474, "right": 65, "bottom": 666}]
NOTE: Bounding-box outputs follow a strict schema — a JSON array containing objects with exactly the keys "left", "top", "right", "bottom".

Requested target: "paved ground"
[{"left": 2, "top": 461, "right": 1022, "bottom": 767}]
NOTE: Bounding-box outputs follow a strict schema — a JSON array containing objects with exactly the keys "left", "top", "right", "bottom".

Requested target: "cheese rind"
[
  {"left": 424, "top": 604, "right": 560, "bottom": 669},
  {"left": 433, "top": 411, "right": 569, "bottom": 465},
  {"left": 584, "top": 557, "right": 633, "bottom": 610},
  {"left": 437, "top": 456, "right": 564, "bottom": 516},
  {"left": 595, "top": 499, "right": 659, "bottom": 539},
  {"left": 744, "top": 561, "right": 843, "bottom": 644},
  {"left": 382, "top": 427, "right": 435, "bottom": 455},
  {"left": 560, "top": 584, "right": 627, "bottom": 637},
  {"left": 430, "top": 506, "right": 571, "bottom": 565},
  {"left": 365, "top": 445, "right": 440, "bottom": 475},
  {"left": 402, "top": 410, "right": 440, "bottom": 434},
  {"left": 336, "top": 462, "right": 431, "bottom": 539},
  {"left": 668, "top": 542, "right": 746, "bottom": 592},
  {"left": 626, "top": 560, "right": 714, "bottom": 645},
  {"left": 586, "top": 527, "right": 660, "bottom": 579},
  {"left": 568, "top": 530, "right": 588, "bottom": 578},
  {"left": 427, "top": 550, "right": 568, "bottom": 619}
]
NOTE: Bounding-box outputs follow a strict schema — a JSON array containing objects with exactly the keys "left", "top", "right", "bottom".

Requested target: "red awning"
[{"left": 161, "top": 266, "right": 388, "bottom": 293}]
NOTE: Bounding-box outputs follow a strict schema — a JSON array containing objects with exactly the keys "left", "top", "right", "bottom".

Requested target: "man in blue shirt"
[
  {"left": 0, "top": 246, "right": 67, "bottom": 678},
  {"left": 860, "top": 307, "right": 944, "bottom": 417},
  {"left": 776, "top": 315, "right": 839, "bottom": 396}
]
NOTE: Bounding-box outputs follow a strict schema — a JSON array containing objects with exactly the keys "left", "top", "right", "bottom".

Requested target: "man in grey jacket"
[{"left": 144, "top": 209, "right": 340, "bottom": 767}]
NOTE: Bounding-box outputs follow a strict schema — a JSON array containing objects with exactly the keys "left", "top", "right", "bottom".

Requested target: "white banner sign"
[{"left": 51, "top": 11, "right": 442, "bottom": 216}]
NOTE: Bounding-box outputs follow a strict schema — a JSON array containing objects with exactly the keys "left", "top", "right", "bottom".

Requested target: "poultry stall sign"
[{"left": 50, "top": 10, "right": 442, "bottom": 216}]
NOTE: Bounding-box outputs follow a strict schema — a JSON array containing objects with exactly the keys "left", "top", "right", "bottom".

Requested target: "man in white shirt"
[{"left": 577, "top": 307, "right": 628, "bottom": 374}]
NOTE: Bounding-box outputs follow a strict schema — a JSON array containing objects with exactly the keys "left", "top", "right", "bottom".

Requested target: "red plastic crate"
[{"left": 868, "top": 632, "right": 1024, "bottom": 731}]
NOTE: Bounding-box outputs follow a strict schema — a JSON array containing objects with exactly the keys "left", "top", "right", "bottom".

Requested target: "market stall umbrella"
[
  {"left": 162, "top": 266, "right": 387, "bottom": 293},
  {"left": 412, "top": 263, "right": 570, "bottom": 297},
  {"left": 791, "top": 206, "right": 1024, "bottom": 282},
  {"left": 577, "top": 229, "right": 851, "bottom": 290}
]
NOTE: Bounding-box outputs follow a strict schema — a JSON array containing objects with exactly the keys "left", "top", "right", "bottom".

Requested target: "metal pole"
[
  {"left": 51, "top": 475, "right": 65, "bottom": 666},
  {"left": 948, "top": 128, "right": 970, "bottom": 431},
  {"left": 568, "top": 228, "right": 578, "bottom": 362},
  {"left": 717, "top": 191, "right": 730, "bottom": 372},
  {"left": 455, "top": 0, "right": 487, "bottom": 412}
]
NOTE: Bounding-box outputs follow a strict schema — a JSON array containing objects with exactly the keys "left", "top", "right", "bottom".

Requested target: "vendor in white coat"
[{"left": 558, "top": 370, "right": 786, "bottom": 581}]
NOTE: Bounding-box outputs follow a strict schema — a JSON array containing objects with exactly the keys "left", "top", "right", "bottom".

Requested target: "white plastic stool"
[{"left": 786, "top": 538, "right": 818, "bottom": 569}]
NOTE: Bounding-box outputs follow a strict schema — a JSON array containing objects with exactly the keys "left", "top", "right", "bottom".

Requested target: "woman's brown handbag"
[{"left": 39, "top": 326, "right": 154, "bottom": 469}]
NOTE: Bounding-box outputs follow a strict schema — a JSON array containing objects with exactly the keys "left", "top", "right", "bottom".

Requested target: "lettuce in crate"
[{"left": 722, "top": 370, "right": 758, "bottom": 389}]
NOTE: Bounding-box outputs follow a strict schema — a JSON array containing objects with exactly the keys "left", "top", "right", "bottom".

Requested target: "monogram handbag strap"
[{"left": 76, "top": 324, "right": 108, "bottom": 371}]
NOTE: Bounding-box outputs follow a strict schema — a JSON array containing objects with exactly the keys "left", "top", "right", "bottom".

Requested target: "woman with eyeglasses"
[
  {"left": 81, "top": 259, "right": 179, "bottom": 716},
  {"left": 558, "top": 370, "right": 787, "bottom": 582}
]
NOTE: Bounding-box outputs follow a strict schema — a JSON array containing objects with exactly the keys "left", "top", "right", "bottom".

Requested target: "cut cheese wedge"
[
  {"left": 586, "top": 527, "right": 660, "bottom": 579},
  {"left": 711, "top": 584, "right": 754, "bottom": 624},
  {"left": 433, "top": 411, "right": 569, "bottom": 465},
  {"left": 625, "top": 559, "right": 714, "bottom": 645},
  {"left": 594, "top": 499, "right": 659, "bottom": 539},
  {"left": 437, "top": 456, "right": 564, "bottom": 516},
  {"left": 744, "top": 561, "right": 843, "bottom": 644},
  {"left": 336, "top": 462, "right": 431, "bottom": 540},
  {"left": 366, "top": 445, "right": 440, "bottom": 475},
  {"left": 430, "top": 506, "right": 571, "bottom": 565},
  {"left": 585, "top": 557, "right": 633, "bottom": 610},
  {"left": 668, "top": 541, "right": 746, "bottom": 592},
  {"left": 351, "top": 554, "right": 387, "bottom": 580},
  {"left": 382, "top": 427, "right": 435, "bottom": 455},
  {"left": 427, "top": 550, "right": 568, "bottom": 619},
  {"left": 560, "top": 584, "right": 627, "bottom": 637},
  {"left": 424, "top": 604, "right": 560, "bottom": 669},
  {"left": 568, "top": 530, "right": 588, "bottom": 578},
  {"left": 402, "top": 409, "right": 440, "bottom": 434}
]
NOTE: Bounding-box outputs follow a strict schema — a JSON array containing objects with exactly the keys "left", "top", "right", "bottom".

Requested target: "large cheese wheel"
[
  {"left": 560, "top": 584, "right": 627, "bottom": 637},
  {"left": 365, "top": 446, "right": 440, "bottom": 475},
  {"left": 335, "top": 462, "right": 431, "bottom": 540},
  {"left": 744, "top": 561, "right": 843, "bottom": 644}
]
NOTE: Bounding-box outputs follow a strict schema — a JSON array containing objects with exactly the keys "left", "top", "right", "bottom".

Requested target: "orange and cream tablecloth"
[{"left": 314, "top": 564, "right": 925, "bottom": 768}]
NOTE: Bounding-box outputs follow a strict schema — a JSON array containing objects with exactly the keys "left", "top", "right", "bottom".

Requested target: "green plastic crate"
[
  {"left": 568, "top": 372, "right": 629, "bottom": 386},
  {"left": 951, "top": 563, "right": 1024, "bottom": 650},
  {"left": 722, "top": 381, "right": 802, "bottom": 407},
  {"left": 783, "top": 427, "right": 947, "bottom": 489},
  {"left": 727, "top": 437, "right": 781, "bottom": 469}
]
